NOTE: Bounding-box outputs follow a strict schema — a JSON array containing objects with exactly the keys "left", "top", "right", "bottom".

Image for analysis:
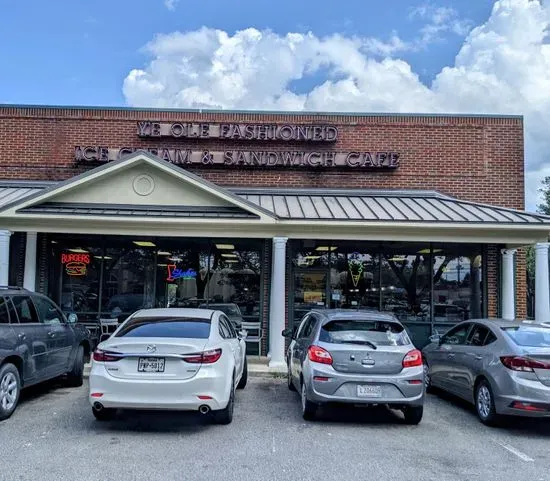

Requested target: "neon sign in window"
[
  {"left": 61, "top": 253, "right": 91, "bottom": 277},
  {"left": 166, "top": 265, "right": 197, "bottom": 282}
]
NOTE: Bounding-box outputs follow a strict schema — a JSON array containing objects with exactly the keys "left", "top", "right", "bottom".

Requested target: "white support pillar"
[
  {"left": 23, "top": 232, "right": 38, "bottom": 291},
  {"left": 501, "top": 249, "right": 516, "bottom": 320},
  {"left": 268, "top": 237, "right": 288, "bottom": 369},
  {"left": 0, "top": 230, "right": 12, "bottom": 286},
  {"left": 535, "top": 243, "right": 550, "bottom": 322}
]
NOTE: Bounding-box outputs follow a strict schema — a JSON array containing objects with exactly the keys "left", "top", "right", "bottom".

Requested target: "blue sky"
[
  {"left": 2, "top": 0, "right": 550, "bottom": 211},
  {"left": 0, "top": 0, "right": 494, "bottom": 106}
]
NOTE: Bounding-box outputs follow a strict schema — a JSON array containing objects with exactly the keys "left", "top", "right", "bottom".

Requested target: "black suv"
[{"left": 0, "top": 287, "right": 91, "bottom": 420}]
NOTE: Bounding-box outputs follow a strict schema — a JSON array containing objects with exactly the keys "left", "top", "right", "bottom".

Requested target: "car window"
[
  {"left": 115, "top": 317, "right": 211, "bottom": 338},
  {"left": 11, "top": 296, "right": 40, "bottom": 324},
  {"left": 0, "top": 297, "right": 10, "bottom": 324},
  {"left": 33, "top": 297, "right": 65, "bottom": 325},
  {"left": 303, "top": 316, "right": 317, "bottom": 338},
  {"left": 218, "top": 317, "right": 232, "bottom": 339},
  {"left": 441, "top": 323, "right": 471, "bottom": 346},
  {"left": 319, "top": 319, "right": 411, "bottom": 346},
  {"left": 295, "top": 315, "right": 310, "bottom": 339},
  {"left": 222, "top": 316, "right": 238, "bottom": 338},
  {"left": 502, "top": 325, "right": 550, "bottom": 347},
  {"left": 485, "top": 331, "right": 497, "bottom": 345},
  {"left": 466, "top": 325, "right": 490, "bottom": 347}
]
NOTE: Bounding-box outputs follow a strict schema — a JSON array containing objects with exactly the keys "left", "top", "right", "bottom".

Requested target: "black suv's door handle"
[
  {"left": 17, "top": 333, "right": 26, "bottom": 340},
  {"left": 447, "top": 353, "right": 455, "bottom": 358},
  {"left": 48, "top": 331, "right": 56, "bottom": 338}
]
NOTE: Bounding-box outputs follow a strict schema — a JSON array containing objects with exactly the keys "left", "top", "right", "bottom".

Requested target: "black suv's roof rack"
[{"left": 0, "top": 286, "right": 26, "bottom": 290}]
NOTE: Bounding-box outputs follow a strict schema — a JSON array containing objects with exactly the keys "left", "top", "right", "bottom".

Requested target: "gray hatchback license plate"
[
  {"left": 357, "top": 385, "right": 382, "bottom": 398},
  {"left": 138, "top": 357, "right": 165, "bottom": 373}
]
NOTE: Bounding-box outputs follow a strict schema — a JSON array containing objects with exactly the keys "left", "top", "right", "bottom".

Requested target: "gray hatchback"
[
  {"left": 422, "top": 319, "right": 550, "bottom": 425},
  {"left": 282, "top": 310, "right": 424, "bottom": 423}
]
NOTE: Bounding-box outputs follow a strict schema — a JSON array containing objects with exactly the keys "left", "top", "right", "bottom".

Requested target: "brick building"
[{"left": 0, "top": 105, "right": 549, "bottom": 366}]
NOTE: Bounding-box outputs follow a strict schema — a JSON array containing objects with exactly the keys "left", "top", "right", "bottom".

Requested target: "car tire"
[
  {"left": 0, "top": 363, "right": 21, "bottom": 421},
  {"left": 403, "top": 405, "right": 423, "bottom": 425},
  {"left": 237, "top": 358, "right": 248, "bottom": 390},
  {"left": 475, "top": 380, "right": 498, "bottom": 426},
  {"left": 92, "top": 406, "right": 116, "bottom": 421},
  {"left": 213, "top": 380, "right": 235, "bottom": 425},
  {"left": 287, "top": 362, "right": 296, "bottom": 392},
  {"left": 423, "top": 360, "right": 434, "bottom": 393},
  {"left": 301, "top": 382, "right": 317, "bottom": 421},
  {"left": 66, "top": 345, "right": 84, "bottom": 387}
]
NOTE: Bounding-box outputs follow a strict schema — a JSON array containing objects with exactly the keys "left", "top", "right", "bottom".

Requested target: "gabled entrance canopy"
[{"left": 0, "top": 152, "right": 276, "bottom": 236}]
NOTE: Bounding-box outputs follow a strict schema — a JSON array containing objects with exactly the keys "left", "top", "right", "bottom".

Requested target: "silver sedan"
[
  {"left": 282, "top": 310, "right": 425, "bottom": 424},
  {"left": 422, "top": 319, "right": 550, "bottom": 425}
]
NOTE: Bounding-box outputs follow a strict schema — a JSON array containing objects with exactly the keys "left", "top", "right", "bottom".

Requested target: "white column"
[
  {"left": 268, "top": 237, "right": 288, "bottom": 368},
  {"left": 0, "top": 230, "right": 12, "bottom": 286},
  {"left": 23, "top": 232, "right": 38, "bottom": 291},
  {"left": 501, "top": 249, "right": 516, "bottom": 320},
  {"left": 535, "top": 243, "right": 550, "bottom": 322}
]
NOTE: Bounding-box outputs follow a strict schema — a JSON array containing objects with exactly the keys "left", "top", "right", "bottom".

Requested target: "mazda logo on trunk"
[{"left": 146, "top": 345, "right": 157, "bottom": 353}]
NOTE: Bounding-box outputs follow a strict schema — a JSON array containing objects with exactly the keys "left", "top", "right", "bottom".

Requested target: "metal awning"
[
  {"left": 232, "top": 188, "right": 548, "bottom": 224},
  {"left": 0, "top": 180, "right": 549, "bottom": 225}
]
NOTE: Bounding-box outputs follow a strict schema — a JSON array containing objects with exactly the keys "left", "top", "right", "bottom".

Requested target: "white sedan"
[{"left": 88, "top": 308, "right": 247, "bottom": 424}]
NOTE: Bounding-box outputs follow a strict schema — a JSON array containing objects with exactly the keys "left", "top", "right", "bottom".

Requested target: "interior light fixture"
[
  {"left": 94, "top": 256, "right": 112, "bottom": 260},
  {"left": 216, "top": 244, "right": 235, "bottom": 250},
  {"left": 304, "top": 256, "right": 321, "bottom": 260},
  {"left": 168, "top": 257, "right": 182, "bottom": 262},
  {"left": 315, "top": 246, "right": 337, "bottom": 252},
  {"left": 157, "top": 251, "right": 171, "bottom": 256},
  {"left": 221, "top": 253, "right": 238, "bottom": 258},
  {"left": 225, "top": 260, "right": 238, "bottom": 263},
  {"left": 51, "top": 240, "right": 58, "bottom": 244},
  {"left": 133, "top": 241, "right": 156, "bottom": 247},
  {"left": 157, "top": 263, "right": 168, "bottom": 267},
  {"left": 387, "top": 256, "right": 407, "bottom": 262},
  {"left": 417, "top": 248, "right": 443, "bottom": 254},
  {"left": 68, "top": 248, "right": 88, "bottom": 253}
]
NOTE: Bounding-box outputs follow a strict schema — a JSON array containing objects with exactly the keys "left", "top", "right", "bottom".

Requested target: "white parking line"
[{"left": 493, "top": 440, "right": 534, "bottom": 462}]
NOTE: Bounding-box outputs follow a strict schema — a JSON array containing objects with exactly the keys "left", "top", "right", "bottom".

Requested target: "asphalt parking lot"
[{"left": 1, "top": 377, "right": 549, "bottom": 481}]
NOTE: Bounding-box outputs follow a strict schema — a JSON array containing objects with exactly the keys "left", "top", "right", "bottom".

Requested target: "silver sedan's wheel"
[
  {"left": 475, "top": 380, "right": 498, "bottom": 426},
  {"left": 0, "top": 364, "right": 21, "bottom": 420}
]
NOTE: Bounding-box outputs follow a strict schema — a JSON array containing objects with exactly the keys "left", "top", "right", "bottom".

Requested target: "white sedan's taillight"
[
  {"left": 182, "top": 349, "right": 222, "bottom": 364},
  {"left": 92, "top": 350, "right": 120, "bottom": 362}
]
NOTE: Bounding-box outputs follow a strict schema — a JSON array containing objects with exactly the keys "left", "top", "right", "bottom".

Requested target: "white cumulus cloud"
[{"left": 124, "top": 0, "right": 550, "bottom": 211}]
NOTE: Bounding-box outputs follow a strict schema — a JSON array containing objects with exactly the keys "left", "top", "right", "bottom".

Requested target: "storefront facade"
[{"left": 1, "top": 105, "right": 549, "bottom": 366}]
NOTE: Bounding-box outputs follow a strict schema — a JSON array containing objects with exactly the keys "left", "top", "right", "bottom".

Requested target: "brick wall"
[{"left": 0, "top": 106, "right": 524, "bottom": 209}]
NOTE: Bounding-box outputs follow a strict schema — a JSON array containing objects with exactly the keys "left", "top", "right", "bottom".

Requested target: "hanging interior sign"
[
  {"left": 348, "top": 255, "right": 364, "bottom": 288},
  {"left": 166, "top": 265, "right": 197, "bottom": 282},
  {"left": 61, "top": 253, "right": 91, "bottom": 276}
]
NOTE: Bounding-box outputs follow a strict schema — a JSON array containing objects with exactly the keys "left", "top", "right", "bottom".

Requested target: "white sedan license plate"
[
  {"left": 357, "top": 385, "right": 382, "bottom": 398},
  {"left": 138, "top": 357, "right": 165, "bottom": 373}
]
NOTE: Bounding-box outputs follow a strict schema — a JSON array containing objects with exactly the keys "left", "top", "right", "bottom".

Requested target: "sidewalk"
[{"left": 83, "top": 356, "right": 286, "bottom": 378}]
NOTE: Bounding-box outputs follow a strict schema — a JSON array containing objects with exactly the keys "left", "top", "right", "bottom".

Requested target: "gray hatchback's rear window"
[
  {"left": 502, "top": 326, "right": 550, "bottom": 347},
  {"left": 320, "top": 320, "right": 411, "bottom": 346},
  {"left": 116, "top": 317, "right": 211, "bottom": 338}
]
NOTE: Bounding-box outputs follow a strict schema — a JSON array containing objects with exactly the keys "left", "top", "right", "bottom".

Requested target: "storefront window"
[
  {"left": 330, "top": 248, "right": 378, "bottom": 310},
  {"left": 290, "top": 241, "right": 485, "bottom": 347},
  {"left": 433, "top": 244, "right": 483, "bottom": 331},
  {"left": 47, "top": 236, "right": 264, "bottom": 336},
  {"left": 102, "top": 243, "right": 156, "bottom": 320}
]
